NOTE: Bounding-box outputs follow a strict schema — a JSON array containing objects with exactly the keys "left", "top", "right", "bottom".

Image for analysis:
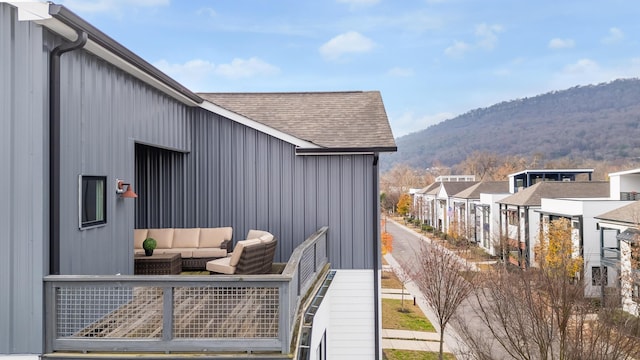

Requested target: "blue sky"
[{"left": 60, "top": 0, "right": 640, "bottom": 138}]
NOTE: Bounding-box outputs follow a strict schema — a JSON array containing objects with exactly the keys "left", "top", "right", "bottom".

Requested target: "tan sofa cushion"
[
  {"left": 229, "top": 239, "right": 261, "bottom": 267},
  {"left": 192, "top": 248, "right": 227, "bottom": 258},
  {"left": 173, "top": 228, "right": 200, "bottom": 248},
  {"left": 246, "top": 229, "right": 269, "bottom": 240},
  {"left": 199, "top": 227, "right": 232, "bottom": 248},
  {"left": 259, "top": 233, "right": 274, "bottom": 243},
  {"left": 134, "top": 229, "right": 148, "bottom": 249},
  {"left": 206, "top": 257, "right": 235, "bottom": 274},
  {"left": 147, "top": 228, "right": 175, "bottom": 249}
]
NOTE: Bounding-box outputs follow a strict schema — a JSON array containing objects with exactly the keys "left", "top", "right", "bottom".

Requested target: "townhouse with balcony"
[
  {"left": 596, "top": 202, "right": 640, "bottom": 316},
  {"left": 537, "top": 197, "right": 631, "bottom": 297},
  {"left": 595, "top": 168, "right": 640, "bottom": 316},
  {"left": 434, "top": 181, "right": 479, "bottom": 235},
  {"left": 509, "top": 168, "right": 594, "bottom": 192},
  {"left": 0, "top": 2, "right": 396, "bottom": 359},
  {"left": 412, "top": 182, "right": 440, "bottom": 225},
  {"left": 451, "top": 181, "right": 508, "bottom": 242},
  {"left": 496, "top": 181, "right": 609, "bottom": 268},
  {"left": 475, "top": 192, "right": 511, "bottom": 256}
]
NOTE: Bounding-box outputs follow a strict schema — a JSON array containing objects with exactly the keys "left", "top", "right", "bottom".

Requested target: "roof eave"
[
  {"left": 46, "top": 4, "right": 202, "bottom": 105},
  {"left": 296, "top": 146, "right": 397, "bottom": 155}
]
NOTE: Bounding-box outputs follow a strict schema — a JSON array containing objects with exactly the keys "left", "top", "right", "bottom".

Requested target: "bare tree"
[
  {"left": 459, "top": 267, "right": 640, "bottom": 360},
  {"left": 394, "top": 265, "right": 411, "bottom": 312},
  {"left": 410, "top": 243, "right": 476, "bottom": 360},
  {"left": 454, "top": 218, "right": 640, "bottom": 360},
  {"left": 454, "top": 151, "right": 499, "bottom": 181}
]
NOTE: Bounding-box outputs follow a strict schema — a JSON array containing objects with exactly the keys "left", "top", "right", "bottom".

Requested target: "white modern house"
[
  {"left": 608, "top": 168, "right": 640, "bottom": 201},
  {"left": 451, "top": 181, "right": 508, "bottom": 242},
  {"left": 413, "top": 182, "right": 440, "bottom": 226},
  {"left": 596, "top": 202, "right": 640, "bottom": 316},
  {"left": 594, "top": 168, "right": 640, "bottom": 316},
  {"left": 509, "top": 169, "right": 594, "bottom": 192},
  {"left": 537, "top": 198, "right": 631, "bottom": 297},
  {"left": 474, "top": 192, "right": 511, "bottom": 256},
  {"left": 434, "top": 181, "right": 478, "bottom": 234},
  {"left": 497, "top": 181, "right": 610, "bottom": 268}
]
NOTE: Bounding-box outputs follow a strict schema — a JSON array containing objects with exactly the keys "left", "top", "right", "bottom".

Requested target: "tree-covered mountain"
[{"left": 381, "top": 78, "right": 640, "bottom": 172}]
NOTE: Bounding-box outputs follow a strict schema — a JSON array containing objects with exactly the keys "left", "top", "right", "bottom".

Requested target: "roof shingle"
[
  {"left": 497, "top": 181, "right": 610, "bottom": 206},
  {"left": 198, "top": 91, "right": 397, "bottom": 150},
  {"left": 595, "top": 200, "right": 640, "bottom": 224},
  {"left": 454, "top": 181, "right": 509, "bottom": 199}
]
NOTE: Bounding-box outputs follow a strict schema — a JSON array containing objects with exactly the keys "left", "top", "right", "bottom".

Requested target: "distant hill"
[{"left": 381, "top": 78, "right": 640, "bottom": 172}]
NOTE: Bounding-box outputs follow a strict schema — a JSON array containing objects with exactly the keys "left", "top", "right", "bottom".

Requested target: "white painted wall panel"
[{"left": 326, "top": 270, "right": 376, "bottom": 360}]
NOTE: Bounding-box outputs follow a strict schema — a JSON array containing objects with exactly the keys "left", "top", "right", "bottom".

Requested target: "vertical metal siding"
[
  {"left": 0, "top": 3, "right": 48, "bottom": 354},
  {"left": 185, "top": 110, "right": 375, "bottom": 269},
  {"left": 57, "top": 48, "right": 192, "bottom": 275}
]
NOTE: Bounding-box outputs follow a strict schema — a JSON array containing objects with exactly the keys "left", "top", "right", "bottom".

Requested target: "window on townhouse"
[
  {"left": 80, "top": 175, "right": 107, "bottom": 229},
  {"left": 507, "top": 210, "right": 518, "bottom": 226},
  {"left": 591, "top": 266, "right": 608, "bottom": 286}
]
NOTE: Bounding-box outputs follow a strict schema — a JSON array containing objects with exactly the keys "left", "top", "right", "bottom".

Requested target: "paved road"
[{"left": 384, "top": 218, "right": 511, "bottom": 360}]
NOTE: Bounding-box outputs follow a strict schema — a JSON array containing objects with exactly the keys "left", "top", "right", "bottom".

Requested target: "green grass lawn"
[
  {"left": 383, "top": 349, "right": 456, "bottom": 360},
  {"left": 382, "top": 299, "right": 435, "bottom": 332}
]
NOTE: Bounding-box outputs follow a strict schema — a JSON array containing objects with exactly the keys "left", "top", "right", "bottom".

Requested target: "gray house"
[{"left": 1, "top": 2, "right": 396, "bottom": 359}]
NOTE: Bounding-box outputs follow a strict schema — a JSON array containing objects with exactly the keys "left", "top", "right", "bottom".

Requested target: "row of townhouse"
[{"left": 412, "top": 168, "right": 640, "bottom": 316}]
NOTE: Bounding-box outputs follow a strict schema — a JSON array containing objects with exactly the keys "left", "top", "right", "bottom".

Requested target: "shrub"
[{"left": 142, "top": 237, "right": 157, "bottom": 251}]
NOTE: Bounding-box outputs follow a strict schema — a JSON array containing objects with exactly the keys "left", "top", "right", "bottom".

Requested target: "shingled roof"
[
  {"left": 454, "top": 181, "right": 509, "bottom": 199},
  {"left": 439, "top": 182, "right": 478, "bottom": 196},
  {"left": 595, "top": 200, "right": 640, "bottom": 224},
  {"left": 198, "top": 91, "right": 397, "bottom": 152},
  {"left": 498, "top": 181, "right": 610, "bottom": 206},
  {"left": 415, "top": 182, "right": 440, "bottom": 195}
]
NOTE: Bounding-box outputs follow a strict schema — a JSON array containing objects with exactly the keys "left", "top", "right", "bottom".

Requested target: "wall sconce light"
[{"left": 116, "top": 179, "right": 138, "bottom": 198}]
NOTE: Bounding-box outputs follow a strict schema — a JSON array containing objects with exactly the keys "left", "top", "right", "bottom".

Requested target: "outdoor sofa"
[
  {"left": 134, "top": 227, "right": 232, "bottom": 270},
  {"left": 206, "top": 230, "right": 277, "bottom": 275}
]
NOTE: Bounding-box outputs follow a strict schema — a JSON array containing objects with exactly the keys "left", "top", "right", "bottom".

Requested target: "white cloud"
[
  {"left": 387, "top": 67, "right": 414, "bottom": 77},
  {"left": 602, "top": 27, "right": 624, "bottom": 44},
  {"left": 154, "top": 59, "right": 216, "bottom": 90},
  {"left": 444, "top": 23, "right": 503, "bottom": 58},
  {"left": 548, "top": 38, "right": 575, "bottom": 49},
  {"left": 196, "top": 7, "right": 216, "bottom": 17},
  {"left": 319, "top": 31, "right": 375, "bottom": 60},
  {"left": 61, "top": 0, "right": 169, "bottom": 13},
  {"left": 154, "top": 57, "right": 279, "bottom": 91},
  {"left": 391, "top": 111, "right": 454, "bottom": 137},
  {"left": 475, "top": 23, "right": 503, "bottom": 50},
  {"left": 444, "top": 40, "right": 470, "bottom": 58},
  {"left": 215, "top": 57, "right": 280, "bottom": 79},
  {"left": 563, "top": 58, "right": 600, "bottom": 74}
]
